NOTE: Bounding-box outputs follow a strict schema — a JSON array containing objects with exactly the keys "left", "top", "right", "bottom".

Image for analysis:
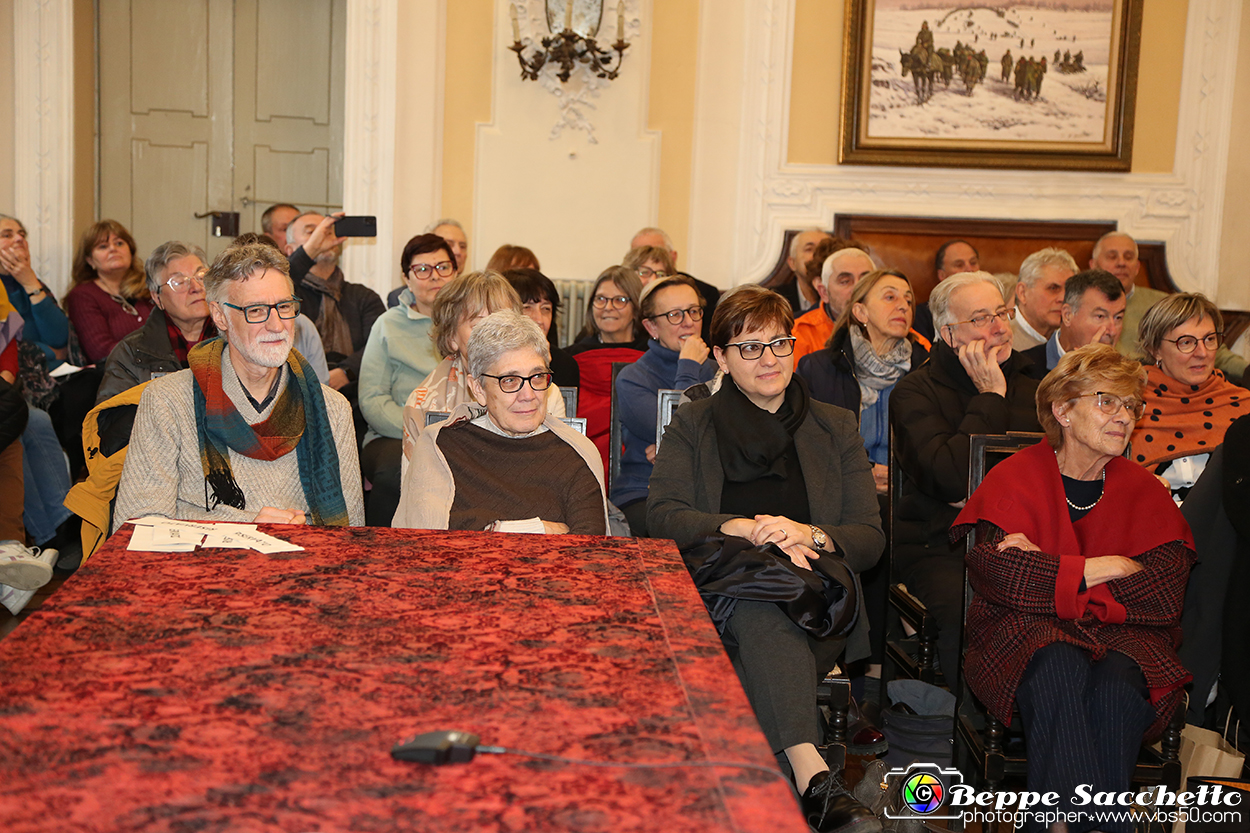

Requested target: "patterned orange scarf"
[{"left": 1130, "top": 365, "right": 1246, "bottom": 468}]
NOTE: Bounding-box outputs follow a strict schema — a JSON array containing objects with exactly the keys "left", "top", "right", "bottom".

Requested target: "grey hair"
[
  {"left": 465, "top": 309, "right": 551, "bottom": 380},
  {"left": 425, "top": 218, "right": 466, "bottom": 235},
  {"left": 1017, "top": 247, "right": 1078, "bottom": 288},
  {"left": 1062, "top": 269, "right": 1123, "bottom": 309},
  {"left": 285, "top": 212, "right": 323, "bottom": 247},
  {"left": 788, "top": 227, "right": 827, "bottom": 263},
  {"left": 204, "top": 242, "right": 292, "bottom": 306},
  {"left": 632, "top": 226, "right": 675, "bottom": 254},
  {"left": 1090, "top": 231, "right": 1137, "bottom": 262},
  {"left": 0, "top": 214, "right": 25, "bottom": 234},
  {"left": 820, "top": 247, "right": 874, "bottom": 282},
  {"left": 1137, "top": 292, "right": 1223, "bottom": 364},
  {"left": 929, "top": 271, "right": 1003, "bottom": 337},
  {"left": 144, "top": 241, "right": 207, "bottom": 295}
]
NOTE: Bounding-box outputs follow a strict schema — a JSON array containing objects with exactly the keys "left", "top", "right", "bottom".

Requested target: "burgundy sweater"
[{"left": 65, "top": 280, "right": 155, "bottom": 364}]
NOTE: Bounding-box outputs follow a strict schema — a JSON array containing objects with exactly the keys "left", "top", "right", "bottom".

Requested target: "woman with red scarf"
[{"left": 953, "top": 344, "right": 1194, "bottom": 833}]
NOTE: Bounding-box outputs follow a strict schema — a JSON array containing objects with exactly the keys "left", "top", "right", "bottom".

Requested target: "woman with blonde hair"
[
  {"left": 401, "top": 271, "right": 563, "bottom": 470},
  {"left": 1130, "top": 292, "right": 1245, "bottom": 503},
  {"left": 954, "top": 344, "right": 1193, "bottom": 833},
  {"left": 66, "top": 220, "right": 154, "bottom": 363}
]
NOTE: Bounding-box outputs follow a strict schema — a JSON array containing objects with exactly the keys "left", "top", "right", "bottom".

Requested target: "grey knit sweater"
[{"left": 114, "top": 346, "right": 364, "bottom": 527}]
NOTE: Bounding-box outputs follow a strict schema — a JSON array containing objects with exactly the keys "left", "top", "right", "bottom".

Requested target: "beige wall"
[
  {"left": 441, "top": 0, "right": 494, "bottom": 258},
  {"left": 789, "top": 0, "right": 1186, "bottom": 173},
  {"left": 647, "top": 0, "right": 699, "bottom": 264},
  {"left": 0, "top": 0, "right": 14, "bottom": 213},
  {"left": 73, "top": 0, "right": 95, "bottom": 240},
  {"left": 1219, "top": 11, "right": 1250, "bottom": 311}
]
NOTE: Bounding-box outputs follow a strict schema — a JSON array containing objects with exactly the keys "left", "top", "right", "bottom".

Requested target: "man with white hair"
[
  {"left": 792, "top": 247, "right": 875, "bottom": 363},
  {"left": 773, "top": 228, "right": 833, "bottom": 314},
  {"left": 114, "top": 242, "right": 364, "bottom": 527},
  {"left": 1094, "top": 230, "right": 1246, "bottom": 382},
  {"left": 890, "top": 272, "right": 1042, "bottom": 680},
  {"left": 1010, "top": 247, "right": 1078, "bottom": 350},
  {"left": 630, "top": 226, "right": 720, "bottom": 342}
]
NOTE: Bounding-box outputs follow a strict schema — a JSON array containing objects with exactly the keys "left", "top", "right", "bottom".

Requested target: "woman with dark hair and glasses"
[
  {"left": 567, "top": 265, "right": 648, "bottom": 354},
  {"left": 503, "top": 267, "right": 579, "bottom": 388},
  {"left": 613, "top": 275, "right": 717, "bottom": 536},
  {"left": 394, "top": 310, "right": 607, "bottom": 535},
  {"left": 357, "top": 233, "right": 456, "bottom": 526},
  {"left": 1130, "top": 292, "right": 1245, "bottom": 503},
  {"left": 648, "top": 284, "right": 884, "bottom": 832}
]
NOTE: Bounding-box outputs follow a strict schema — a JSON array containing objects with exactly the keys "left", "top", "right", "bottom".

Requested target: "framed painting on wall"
[{"left": 839, "top": 0, "right": 1143, "bottom": 170}]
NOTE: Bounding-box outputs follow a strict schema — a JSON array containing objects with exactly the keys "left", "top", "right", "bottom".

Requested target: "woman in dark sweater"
[{"left": 647, "top": 286, "right": 884, "bottom": 833}]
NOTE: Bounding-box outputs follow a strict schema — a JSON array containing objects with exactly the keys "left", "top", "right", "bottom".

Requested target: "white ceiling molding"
[
  {"left": 12, "top": 0, "right": 74, "bottom": 297},
  {"left": 696, "top": 0, "right": 1242, "bottom": 305},
  {"left": 341, "top": 0, "right": 400, "bottom": 300}
]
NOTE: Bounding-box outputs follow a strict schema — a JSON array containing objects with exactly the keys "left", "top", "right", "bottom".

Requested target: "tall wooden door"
[{"left": 98, "top": 0, "right": 345, "bottom": 262}]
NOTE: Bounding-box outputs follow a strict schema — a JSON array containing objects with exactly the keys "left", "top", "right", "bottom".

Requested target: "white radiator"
[{"left": 552, "top": 278, "right": 595, "bottom": 348}]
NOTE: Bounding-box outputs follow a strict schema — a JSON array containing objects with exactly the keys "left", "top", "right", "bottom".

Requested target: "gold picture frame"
[{"left": 839, "top": 0, "right": 1142, "bottom": 170}]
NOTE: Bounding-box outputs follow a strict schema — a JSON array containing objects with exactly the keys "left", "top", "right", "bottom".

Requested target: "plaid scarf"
[
  {"left": 165, "top": 315, "right": 217, "bottom": 366},
  {"left": 189, "top": 337, "right": 350, "bottom": 525}
]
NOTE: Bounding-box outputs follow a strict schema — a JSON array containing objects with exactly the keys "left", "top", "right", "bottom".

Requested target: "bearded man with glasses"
[
  {"left": 889, "top": 271, "right": 1042, "bottom": 681},
  {"left": 114, "top": 242, "right": 363, "bottom": 528},
  {"left": 395, "top": 310, "right": 607, "bottom": 534}
]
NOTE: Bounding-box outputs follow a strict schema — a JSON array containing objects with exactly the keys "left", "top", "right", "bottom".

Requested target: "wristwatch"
[{"left": 809, "top": 525, "right": 827, "bottom": 550}]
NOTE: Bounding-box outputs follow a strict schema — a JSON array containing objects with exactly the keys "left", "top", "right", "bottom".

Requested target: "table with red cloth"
[{"left": 0, "top": 525, "right": 807, "bottom": 833}]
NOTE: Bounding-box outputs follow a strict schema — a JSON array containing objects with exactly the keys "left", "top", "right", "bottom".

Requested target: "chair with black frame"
[
  {"left": 951, "top": 432, "right": 1184, "bottom": 794},
  {"left": 883, "top": 425, "right": 943, "bottom": 687},
  {"left": 608, "top": 362, "right": 628, "bottom": 489}
]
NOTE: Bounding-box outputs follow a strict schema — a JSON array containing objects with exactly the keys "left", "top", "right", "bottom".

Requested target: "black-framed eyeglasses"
[
  {"left": 649, "top": 306, "right": 704, "bottom": 325},
  {"left": 221, "top": 298, "right": 301, "bottom": 324},
  {"left": 592, "top": 294, "right": 631, "bottom": 310},
  {"left": 480, "top": 372, "right": 554, "bottom": 393},
  {"left": 946, "top": 308, "right": 1015, "bottom": 330},
  {"left": 636, "top": 266, "right": 667, "bottom": 280},
  {"left": 725, "top": 337, "right": 797, "bottom": 360},
  {"left": 408, "top": 261, "right": 456, "bottom": 280},
  {"left": 1073, "top": 391, "right": 1146, "bottom": 420},
  {"left": 1162, "top": 332, "right": 1222, "bottom": 354},
  {"left": 160, "top": 269, "right": 207, "bottom": 294}
]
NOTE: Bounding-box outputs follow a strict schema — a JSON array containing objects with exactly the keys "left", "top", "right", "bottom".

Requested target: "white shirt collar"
[{"left": 1015, "top": 312, "right": 1047, "bottom": 344}]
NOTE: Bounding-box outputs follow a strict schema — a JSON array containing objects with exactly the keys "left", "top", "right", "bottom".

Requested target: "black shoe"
[
  {"left": 800, "top": 770, "right": 883, "bottom": 833},
  {"left": 847, "top": 697, "right": 888, "bottom": 756}
]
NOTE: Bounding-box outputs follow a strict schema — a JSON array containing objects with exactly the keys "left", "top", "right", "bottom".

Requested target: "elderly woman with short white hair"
[{"left": 393, "top": 310, "right": 607, "bottom": 535}]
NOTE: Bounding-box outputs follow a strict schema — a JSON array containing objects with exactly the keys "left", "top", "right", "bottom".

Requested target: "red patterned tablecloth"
[{"left": 0, "top": 526, "right": 807, "bottom": 832}]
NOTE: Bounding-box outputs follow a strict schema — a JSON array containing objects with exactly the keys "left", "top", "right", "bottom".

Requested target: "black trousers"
[
  {"left": 720, "top": 600, "right": 844, "bottom": 756},
  {"left": 360, "top": 437, "right": 402, "bottom": 527},
  {"left": 1014, "top": 642, "right": 1155, "bottom": 833},
  {"left": 620, "top": 497, "right": 648, "bottom": 538}
]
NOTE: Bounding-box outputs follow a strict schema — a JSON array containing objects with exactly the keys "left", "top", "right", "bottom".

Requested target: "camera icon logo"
[{"left": 883, "top": 762, "right": 966, "bottom": 821}]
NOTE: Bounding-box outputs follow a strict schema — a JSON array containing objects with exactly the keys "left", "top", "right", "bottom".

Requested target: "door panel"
[
  {"left": 234, "top": 0, "right": 345, "bottom": 235},
  {"left": 99, "top": 0, "right": 343, "bottom": 260}
]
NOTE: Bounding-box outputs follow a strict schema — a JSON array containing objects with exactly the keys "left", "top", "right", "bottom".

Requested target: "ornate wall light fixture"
[{"left": 509, "top": 0, "right": 629, "bottom": 83}]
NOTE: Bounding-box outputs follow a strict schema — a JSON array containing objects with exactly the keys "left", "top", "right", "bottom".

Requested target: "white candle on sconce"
[
  {"left": 617, "top": 1, "right": 624, "bottom": 39},
  {"left": 564, "top": 0, "right": 573, "bottom": 30},
  {"left": 509, "top": 2, "right": 520, "bottom": 42}
]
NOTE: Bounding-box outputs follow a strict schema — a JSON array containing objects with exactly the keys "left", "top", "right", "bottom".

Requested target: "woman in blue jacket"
[{"left": 612, "top": 275, "right": 717, "bottom": 535}]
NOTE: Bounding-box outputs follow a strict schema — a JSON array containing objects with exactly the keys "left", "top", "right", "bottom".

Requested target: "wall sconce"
[{"left": 509, "top": 0, "right": 629, "bottom": 83}]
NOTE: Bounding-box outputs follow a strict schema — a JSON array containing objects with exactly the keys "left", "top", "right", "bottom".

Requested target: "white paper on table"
[
  {"left": 49, "top": 363, "right": 84, "bottom": 378},
  {"left": 150, "top": 524, "right": 205, "bottom": 548},
  {"left": 201, "top": 527, "right": 304, "bottom": 553},
  {"left": 492, "top": 517, "right": 546, "bottom": 534},
  {"left": 127, "top": 524, "right": 197, "bottom": 552}
]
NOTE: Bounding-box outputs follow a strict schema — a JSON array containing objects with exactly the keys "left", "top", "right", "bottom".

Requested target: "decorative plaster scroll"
[
  {"left": 12, "top": 0, "right": 74, "bottom": 297},
  {"left": 341, "top": 0, "right": 399, "bottom": 299},
  {"left": 511, "top": 0, "right": 639, "bottom": 144},
  {"left": 722, "top": 0, "right": 1242, "bottom": 305}
]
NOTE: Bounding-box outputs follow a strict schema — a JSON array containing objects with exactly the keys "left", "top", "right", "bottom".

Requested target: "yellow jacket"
[{"left": 63, "top": 382, "right": 149, "bottom": 563}]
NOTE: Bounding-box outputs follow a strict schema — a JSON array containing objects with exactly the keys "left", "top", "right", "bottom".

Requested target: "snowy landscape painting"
[{"left": 839, "top": 0, "right": 1141, "bottom": 170}]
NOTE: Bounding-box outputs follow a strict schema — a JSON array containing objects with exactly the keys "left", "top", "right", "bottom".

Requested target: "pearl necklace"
[{"left": 1057, "top": 450, "right": 1106, "bottom": 511}]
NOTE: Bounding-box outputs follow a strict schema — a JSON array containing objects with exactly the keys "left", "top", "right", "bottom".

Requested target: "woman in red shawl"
[
  {"left": 1130, "top": 292, "right": 1245, "bottom": 504},
  {"left": 953, "top": 344, "right": 1194, "bottom": 833}
]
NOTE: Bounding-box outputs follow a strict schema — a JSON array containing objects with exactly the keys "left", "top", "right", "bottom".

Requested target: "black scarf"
[{"left": 711, "top": 373, "right": 810, "bottom": 482}]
